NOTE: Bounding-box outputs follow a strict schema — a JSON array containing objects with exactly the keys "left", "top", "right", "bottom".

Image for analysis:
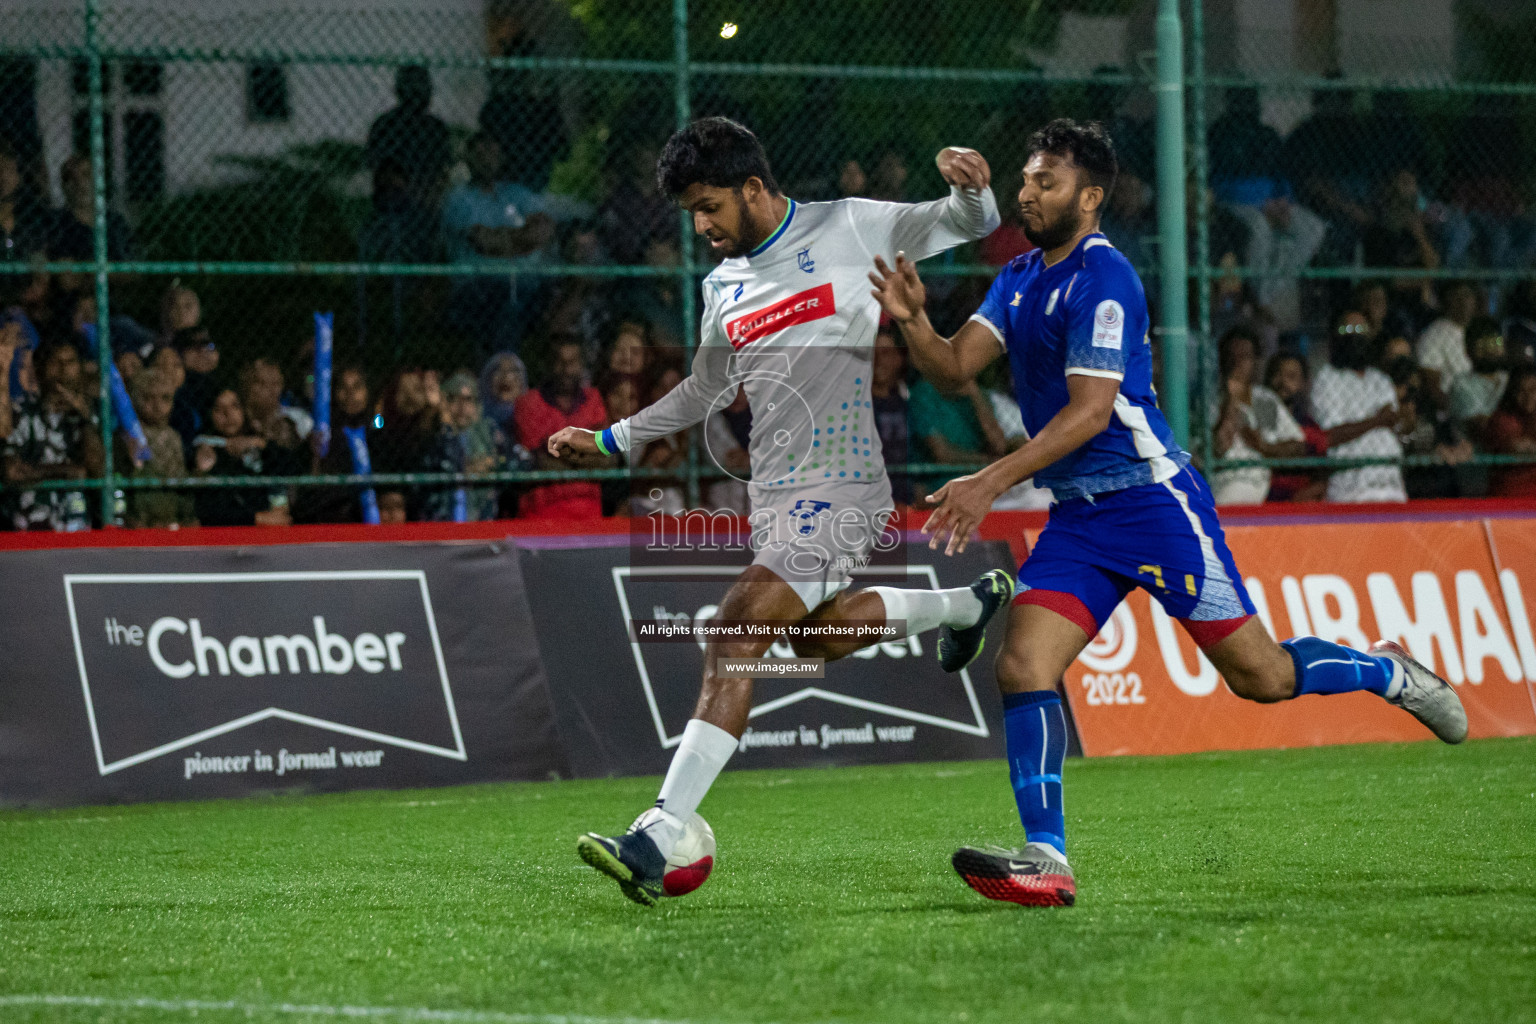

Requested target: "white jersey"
[{"left": 608, "top": 187, "right": 1000, "bottom": 495}]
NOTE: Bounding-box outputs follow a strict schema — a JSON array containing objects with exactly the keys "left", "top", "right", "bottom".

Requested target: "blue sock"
[
  {"left": 1282, "top": 636, "right": 1397, "bottom": 697},
  {"left": 1002, "top": 690, "right": 1067, "bottom": 856}
]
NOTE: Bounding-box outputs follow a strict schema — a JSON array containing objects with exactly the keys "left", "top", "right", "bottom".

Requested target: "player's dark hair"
[
  {"left": 1026, "top": 118, "right": 1118, "bottom": 201},
  {"left": 656, "top": 116, "right": 780, "bottom": 199}
]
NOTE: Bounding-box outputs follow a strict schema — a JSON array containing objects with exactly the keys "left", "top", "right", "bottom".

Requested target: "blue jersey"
[{"left": 972, "top": 233, "right": 1189, "bottom": 500}]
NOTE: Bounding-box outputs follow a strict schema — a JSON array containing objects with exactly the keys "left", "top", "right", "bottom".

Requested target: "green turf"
[{"left": 2, "top": 738, "right": 1534, "bottom": 1024}]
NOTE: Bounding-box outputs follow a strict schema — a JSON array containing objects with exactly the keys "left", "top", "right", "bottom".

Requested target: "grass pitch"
[{"left": 2, "top": 738, "right": 1534, "bottom": 1024}]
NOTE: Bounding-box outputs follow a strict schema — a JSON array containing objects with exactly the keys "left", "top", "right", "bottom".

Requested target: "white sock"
[
  {"left": 1382, "top": 657, "right": 1406, "bottom": 701},
  {"left": 651, "top": 718, "right": 737, "bottom": 855},
  {"left": 1026, "top": 840, "right": 1070, "bottom": 866},
  {"left": 869, "top": 585, "right": 983, "bottom": 636}
]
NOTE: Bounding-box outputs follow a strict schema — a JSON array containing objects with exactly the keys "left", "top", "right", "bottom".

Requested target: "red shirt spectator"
[
  {"left": 1488, "top": 366, "right": 1536, "bottom": 498},
  {"left": 981, "top": 217, "right": 1034, "bottom": 266},
  {"left": 514, "top": 339, "right": 609, "bottom": 517}
]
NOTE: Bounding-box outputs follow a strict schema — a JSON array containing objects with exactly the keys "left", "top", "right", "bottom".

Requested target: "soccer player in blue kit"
[{"left": 870, "top": 119, "right": 1468, "bottom": 908}]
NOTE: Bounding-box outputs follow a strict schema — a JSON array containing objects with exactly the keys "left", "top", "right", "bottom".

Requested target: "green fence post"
[
  {"left": 1189, "top": 0, "right": 1213, "bottom": 467},
  {"left": 85, "top": 0, "right": 116, "bottom": 524},
  {"left": 675, "top": 0, "right": 700, "bottom": 509},
  {"left": 1154, "top": 0, "right": 1190, "bottom": 448}
]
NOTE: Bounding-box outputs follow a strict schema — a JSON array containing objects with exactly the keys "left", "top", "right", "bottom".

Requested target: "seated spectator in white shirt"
[
  {"left": 1447, "top": 316, "right": 1511, "bottom": 445},
  {"left": 1416, "top": 280, "right": 1480, "bottom": 396},
  {"left": 1209, "top": 325, "right": 1306, "bottom": 505},
  {"left": 1311, "top": 310, "right": 1407, "bottom": 503}
]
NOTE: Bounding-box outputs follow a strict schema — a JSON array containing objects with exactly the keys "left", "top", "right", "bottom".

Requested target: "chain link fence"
[
  {"left": 1191, "top": 0, "right": 1536, "bottom": 503},
  {"left": 1, "top": 0, "right": 1533, "bottom": 531}
]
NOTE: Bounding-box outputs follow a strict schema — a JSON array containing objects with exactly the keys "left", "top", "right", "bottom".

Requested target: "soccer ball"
[{"left": 662, "top": 812, "right": 716, "bottom": 897}]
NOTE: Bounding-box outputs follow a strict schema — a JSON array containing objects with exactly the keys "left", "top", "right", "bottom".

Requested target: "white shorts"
[{"left": 747, "top": 479, "right": 895, "bottom": 611}]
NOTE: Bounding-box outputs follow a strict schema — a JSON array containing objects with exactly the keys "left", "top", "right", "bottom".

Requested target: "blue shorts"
[{"left": 1016, "top": 466, "right": 1256, "bottom": 648}]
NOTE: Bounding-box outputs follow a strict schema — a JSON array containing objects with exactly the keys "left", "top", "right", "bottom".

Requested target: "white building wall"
[
  {"left": 1232, "top": 0, "right": 1297, "bottom": 77},
  {"left": 159, "top": 61, "right": 487, "bottom": 193},
  {"left": 1337, "top": 0, "right": 1456, "bottom": 81},
  {"left": 1025, "top": 13, "right": 1133, "bottom": 77},
  {"left": 21, "top": 0, "right": 488, "bottom": 198}
]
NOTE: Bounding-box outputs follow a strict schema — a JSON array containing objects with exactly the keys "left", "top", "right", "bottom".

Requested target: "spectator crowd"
[
  {"left": 1206, "top": 278, "right": 1536, "bottom": 505},
  {"left": 3, "top": 69, "right": 1536, "bottom": 530},
  {"left": 1189, "top": 82, "right": 1536, "bottom": 505}
]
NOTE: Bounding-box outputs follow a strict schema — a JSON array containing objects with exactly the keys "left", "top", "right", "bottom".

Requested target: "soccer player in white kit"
[{"left": 548, "top": 117, "right": 1012, "bottom": 905}]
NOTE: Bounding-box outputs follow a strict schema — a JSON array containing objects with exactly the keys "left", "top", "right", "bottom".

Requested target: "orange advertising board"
[{"left": 1055, "top": 518, "right": 1536, "bottom": 756}]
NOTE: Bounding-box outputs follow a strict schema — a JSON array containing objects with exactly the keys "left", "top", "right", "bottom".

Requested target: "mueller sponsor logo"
[
  {"left": 64, "top": 571, "right": 467, "bottom": 776},
  {"left": 725, "top": 283, "right": 835, "bottom": 348}
]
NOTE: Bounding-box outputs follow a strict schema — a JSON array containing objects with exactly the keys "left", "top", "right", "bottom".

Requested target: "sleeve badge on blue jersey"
[{"left": 1092, "top": 299, "right": 1124, "bottom": 349}]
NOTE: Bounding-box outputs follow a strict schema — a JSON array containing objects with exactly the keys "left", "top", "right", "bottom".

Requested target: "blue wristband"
[{"left": 594, "top": 427, "right": 615, "bottom": 457}]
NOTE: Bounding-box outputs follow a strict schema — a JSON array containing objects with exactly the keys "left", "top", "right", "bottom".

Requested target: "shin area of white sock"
[
  {"left": 652, "top": 718, "right": 737, "bottom": 851},
  {"left": 869, "top": 585, "right": 983, "bottom": 637}
]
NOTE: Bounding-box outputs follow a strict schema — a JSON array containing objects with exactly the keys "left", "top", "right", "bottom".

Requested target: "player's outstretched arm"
[
  {"left": 585, "top": 303, "right": 735, "bottom": 460},
  {"left": 547, "top": 426, "right": 600, "bottom": 459},
  {"left": 870, "top": 252, "right": 1000, "bottom": 390},
  {"left": 546, "top": 426, "right": 614, "bottom": 468},
  {"left": 922, "top": 374, "right": 1118, "bottom": 555},
  {"left": 935, "top": 147, "right": 990, "bottom": 191},
  {"left": 860, "top": 148, "right": 998, "bottom": 264}
]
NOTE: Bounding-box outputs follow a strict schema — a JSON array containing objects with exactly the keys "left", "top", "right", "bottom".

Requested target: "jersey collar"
[
  {"left": 746, "top": 198, "right": 796, "bottom": 259},
  {"left": 1038, "top": 231, "right": 1110, "bottom": 271}
]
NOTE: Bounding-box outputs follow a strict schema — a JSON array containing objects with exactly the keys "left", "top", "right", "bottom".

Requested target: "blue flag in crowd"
[
  {"left": 343, "top": 424, "right": 381, "bottom": 525},
  {"left": 105, "top": 358, "right": 151, "bottom": 466},
  {"left": 312, "top": 311, "right": 333, "bottom": 458}
]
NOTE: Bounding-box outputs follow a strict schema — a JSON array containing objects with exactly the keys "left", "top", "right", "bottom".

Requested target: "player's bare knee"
[
  {"left": 1222, "top": 669, "right": 1275, "bottom": 703},
  {"left": 1205, "top": 626, "right": 1295, "bottom": 703},
  {"left": 1219, "top": 655, "right": 1293, "bottom": 703},
  {"left": 994, "top": 645, "right": 1055, "bottom": 695}
]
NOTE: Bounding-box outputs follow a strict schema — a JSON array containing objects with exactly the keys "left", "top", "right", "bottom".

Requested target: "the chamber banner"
[{"left": 0, "top": 541, "right": 565, "bottom": 805}]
